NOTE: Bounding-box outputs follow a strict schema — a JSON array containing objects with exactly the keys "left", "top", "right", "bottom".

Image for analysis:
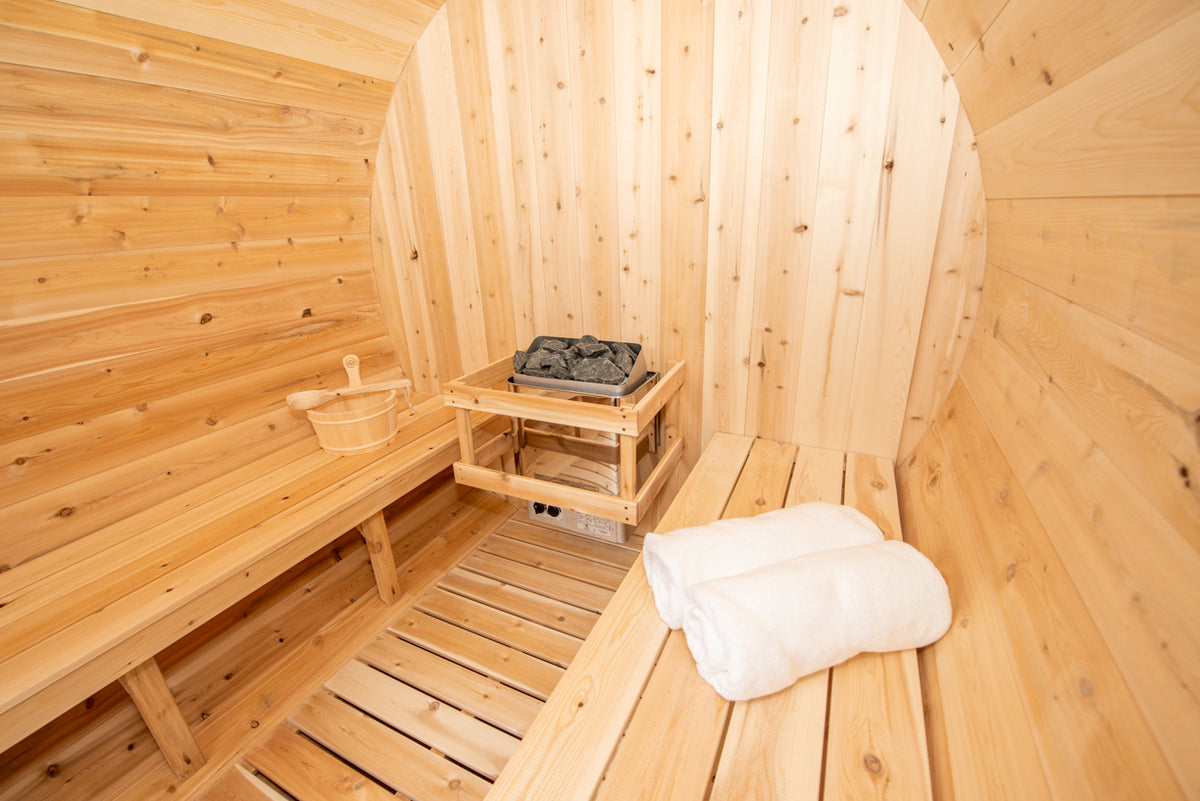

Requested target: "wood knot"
[
  {"left": 429, "top": 700, "right": 440, "bottom": 711},
  {"left": 1005, "top": 561, "right": 1017, "bottom": 582},
  {"left": 863, "top": 753, "right": 882, "bottom": 774},
  {"left": 301, "top": 308, "right": 312, "bottom": 318},
  {"left": 883, "top": 159, "right": 895, "bottom": 171},
  {"left": 199, "top": 313, "right": 213, "bottom": 325},
  {"left": 58, "top": 506, "right": 75, "bottom": 518},
  {"left": 448, "top": 779, "right": 461, "bottom": 790}
]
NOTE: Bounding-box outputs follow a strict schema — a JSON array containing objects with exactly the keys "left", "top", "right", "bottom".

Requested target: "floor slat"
[
  {"left": 200, "top": 515, "right": 639, "bottom": 801},
  {"left": 416, "top": 587, "right": 584, "bottom": 668}
]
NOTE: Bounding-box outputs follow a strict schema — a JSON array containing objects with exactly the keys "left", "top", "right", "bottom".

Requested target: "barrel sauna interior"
[{"left": 1, "top": 0, "right": 1196, "bottom": 799}]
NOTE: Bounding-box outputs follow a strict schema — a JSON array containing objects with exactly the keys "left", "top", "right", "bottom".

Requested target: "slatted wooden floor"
[{"left": 199, "top": 517, "right": 641, "bottom": 801}]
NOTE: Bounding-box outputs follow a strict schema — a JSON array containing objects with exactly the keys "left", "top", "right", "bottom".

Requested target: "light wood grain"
[
  {"left": 118, "top": 658, "right": 205, "bottom": 779},
  {"left": 937, "top": 380, "right": 1188, "bottom": 800},
  {"left": 709, "top": 444, "right": 844, "bottom": 801},
  {"left": 822, "top": 453, "right": 932, "bottom": 800},
  {"left": 975, "top": 9, "right": 1200, "bottom": 198},
  {"left": 246, "top": 725, "right": 395, "bottom": 801}
]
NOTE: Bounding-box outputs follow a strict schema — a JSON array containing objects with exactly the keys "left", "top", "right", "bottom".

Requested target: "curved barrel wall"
[{"left": 0, "top": 0, "right": 1196, "bottom": 799}]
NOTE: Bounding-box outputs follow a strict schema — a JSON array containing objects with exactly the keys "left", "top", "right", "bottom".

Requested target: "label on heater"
[{"left": 577, "top": 511, "right": 615, "bottom": 540}]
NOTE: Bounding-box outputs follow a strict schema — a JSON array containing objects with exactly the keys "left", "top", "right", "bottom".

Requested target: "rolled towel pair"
[
  {"left": 682, "top": 540, "right": 952, "bottom": 701},
  {"left": 642, "top": 502, "right": 886, "bottom": 629}
]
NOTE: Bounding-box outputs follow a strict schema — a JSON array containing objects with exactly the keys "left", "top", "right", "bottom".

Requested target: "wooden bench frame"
[
  {"left": 0, "top": 396, "right": 509, "bottom": 779},
  {"left": 486, "top": 433, "right": 933, "bottom": 801}
]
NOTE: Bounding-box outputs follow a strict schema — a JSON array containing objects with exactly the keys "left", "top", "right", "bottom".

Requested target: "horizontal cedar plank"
[
  {"left": 939, "top": 381, "right": 1187, "bottom": 800},
  {"left": 3, "top": 232, "right": 372, "bottom": 322},
  {"left": 0, "top": 64, "right": 380, "bottom": 156},
  {"left": 976, "top": 266, "right": 1200, "bottom": 542},
  {"left": 0, "top": 133, "right": 374, "bottom": 196},
  {"left": 960, "top": 332, "right": 1200, "bottom": 793},
  {"left": 54, "top": 0, "right": 421, "bottom": 83},
  {"left": 0, "top": 0, "right": 393, "bottom": 119},
  {"left": 0, "top": 315, "right": 392, "bottom": 439},
  {"left": 955, "top": 0, "right": 1197, "bottom": 134},
  {"left": 0, "top": 350, "right": 406, "bottom": 521},
  {"left": 985, "top": 196, "right": 1200, "bottom": 365},
  {"left": 975, "top": 10, "right": 1200, "bottom": 198},
  {"left": 0, "top": 195, "right": 368, "bottom": 261},
  {"left": 4, "top": 238, "right": 373, "bottom": 324},
  {"left": 0, "top": 270, "right": 379, "bottom": 381},
  {"left": 918, "top": 0, "right": 1004, "bottom": 73}
]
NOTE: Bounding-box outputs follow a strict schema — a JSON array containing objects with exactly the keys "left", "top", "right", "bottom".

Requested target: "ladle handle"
[{"left": 343, "top": 354, "right": 362, "bottom": 388}]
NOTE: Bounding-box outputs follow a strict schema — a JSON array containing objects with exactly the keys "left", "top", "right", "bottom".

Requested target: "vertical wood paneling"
[
  {"left": 527, "top": 0, "right": 583, "bottom": 335},
  {"left": 612, "top": 0, "right": 661, "bottom": 363},
  {"left": 701, "top": 0, "right": 770, "bottom": 443},
  {"left": 567, "top": 0, "right": 620, "bottom": 337},
  {"left": 481, "top": 0, "right": 542, "bottom": 347},
  {"left": 392, "top": 59, "right": 464, "bottom": 386},
  {"left": 743, "top": 0, "right": 831, "bottom": 440},
  {"left": 373, "top": 0, "right": 985, "bottom": 461},
  {"left": 659, "top": 0, "right": 715, "bottom": 464},
  {"left": 898, "top": 102, "right": 986, "bottom": 459},
  {"left": 447, "top": 0, "right": 518, "bottom": 361},
  {"left": 413, "top": 10, "right": 490, "bottom": 373},
  {"left": 845, "top": 8, "right": 958, "bottom": 458},
  {"left": 792, "top": 0, "right": 900, "bottom": 451}
]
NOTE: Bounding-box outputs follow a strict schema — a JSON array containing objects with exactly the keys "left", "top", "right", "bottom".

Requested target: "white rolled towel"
[
  {"left": 642, "top": 502, "right": 884, "bottom": 629},
  {"left": 681, "top": 540, "right": 952, "bottom": 702}
]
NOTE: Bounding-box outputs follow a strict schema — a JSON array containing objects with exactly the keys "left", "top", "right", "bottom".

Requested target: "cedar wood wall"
[{"left": 0, "top": 0, "right": 1197, "bottom": 798}]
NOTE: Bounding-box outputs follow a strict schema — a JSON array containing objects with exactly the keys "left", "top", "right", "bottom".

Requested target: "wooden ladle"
[
  {"left": 286, "top": 380, "right": 412, "bottom": 410},
  {"left": 287, "top": 354, "right": 412, "bottom": 410}
]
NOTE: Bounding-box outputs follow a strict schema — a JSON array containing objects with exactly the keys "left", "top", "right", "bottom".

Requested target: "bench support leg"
[
  {"left": 359, "top": 511, "right": 400, "bottom": 604},
  {"left": 119, "top": 657, "right": 205, "bottom": 779}
]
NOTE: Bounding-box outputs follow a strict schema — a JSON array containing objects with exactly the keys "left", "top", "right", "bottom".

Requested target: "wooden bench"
[
  {"left": 486, "top": 433, "right": 933, "bottom": 801},
  {"left": 0, "top": 394, "right": 510, "bottom": 780}
]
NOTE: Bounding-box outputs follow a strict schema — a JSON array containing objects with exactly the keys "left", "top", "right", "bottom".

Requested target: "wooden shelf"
[{"left": 443, "top": 358, "right": 685, "bottom": 526}]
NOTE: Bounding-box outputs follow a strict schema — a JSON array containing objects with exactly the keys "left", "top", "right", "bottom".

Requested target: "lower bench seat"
[
  {"left": 486, "top": 433, "right": 932, "bottom": 801},
  {"left": 0, "top": 395, "right": 509, "bottom": 779}
]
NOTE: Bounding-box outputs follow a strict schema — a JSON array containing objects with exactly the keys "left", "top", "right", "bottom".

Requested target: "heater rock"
[{"left": 572, "top": 356, "right": 626, "bottom": 384}]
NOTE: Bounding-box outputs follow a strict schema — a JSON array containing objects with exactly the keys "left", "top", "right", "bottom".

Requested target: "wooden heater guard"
[{"left": 442, "top": 357, "right": 685, "bottom": 526}]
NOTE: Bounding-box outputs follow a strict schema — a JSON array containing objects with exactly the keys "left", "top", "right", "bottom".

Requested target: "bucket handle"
[
  {"left": 343, "top": 354, "right": 362, "bottom": 388},
  {"left": 342, "top": 353, "right": 413, "bottom": 410}
]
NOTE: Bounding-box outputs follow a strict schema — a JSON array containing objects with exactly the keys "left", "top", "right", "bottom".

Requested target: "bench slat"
[
  {"left": 594, "top": 438, "right": 797, "bottom": 801},
  {"left": 710, "top": 444, "right": 845, "bottom": 801},
  {"left": 484, "top": 432, "right": 755, "bottom": 801},
  {"left": 822, "top": 453, "right": 932, "bottom": 800}
]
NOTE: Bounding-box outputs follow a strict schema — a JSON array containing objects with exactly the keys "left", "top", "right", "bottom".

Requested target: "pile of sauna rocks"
[{"left": 513, "top": 335, "right": 637, "bottom": 385}]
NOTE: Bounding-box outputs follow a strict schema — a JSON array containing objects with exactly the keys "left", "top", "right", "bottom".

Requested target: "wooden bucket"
[{"left": 306, "top": 389, "right": 398, "bottom": 456}]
